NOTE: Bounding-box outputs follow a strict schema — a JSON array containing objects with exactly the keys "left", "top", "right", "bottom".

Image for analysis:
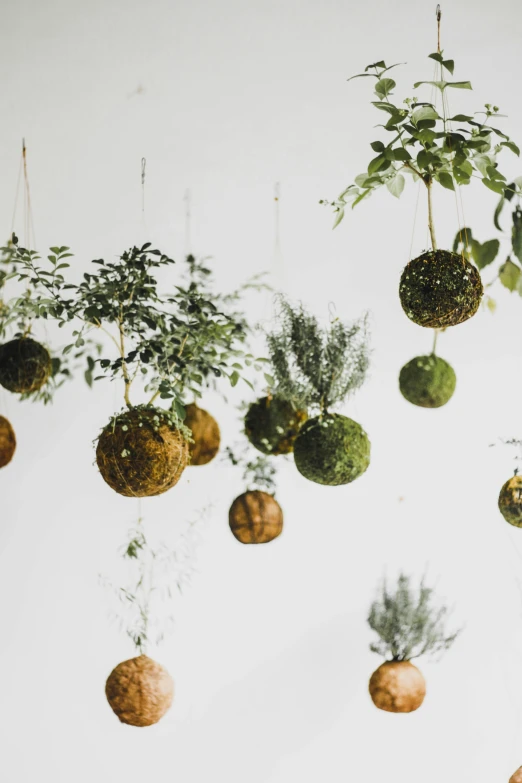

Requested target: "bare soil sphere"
[
  {"left": 369, "top": 661, "right": 426, "bottom": 713},
  {"left": 399, "top": 250, "right": 483, "bottom": 328},
  {"left": 184, "top": 403, "right": 221, "bottom": 466},
  {"left": 498, "top": 475, "right": 522, "bottom": 528},
  {"left": 105, "top": 655, "right": 174, "bottom": 727},
  {"left": 0, "top": 337, "right": 51, "bottom": 394},
  {"left": 0, "top": 416, "right": 16, "bottom": 468},
  {"left": 96, "top": 407, "right": 189, "bottom": 497},
  {"left": 510, "top": 767, "right": 522, "bottom": 783},
  {"left": 229, "top": 490, "right": 283, "bottom": 544}
]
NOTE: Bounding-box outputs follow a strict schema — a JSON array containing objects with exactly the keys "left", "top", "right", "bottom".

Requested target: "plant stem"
[
  {"left": 118, "top": 312, "right": 132, "bottom": 408},
  {"left": 426, "top": 179, "right": 438, "bottom": 251}
]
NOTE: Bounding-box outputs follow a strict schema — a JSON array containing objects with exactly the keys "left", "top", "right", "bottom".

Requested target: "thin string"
[
  {"left": 141, "top": 157, "right": 149, "bottom": 241},
  {"left": 10, "top": 153, "right": 23, "bottom": 239},
  {"left": 22, "top": 140, "right": 36, "bottom": 250},
  {"left": 184, "top": 189, "right": 192, "bottom": 257},
  {"left": 274, "top": 182, "right": 281, "bottom": 260}
]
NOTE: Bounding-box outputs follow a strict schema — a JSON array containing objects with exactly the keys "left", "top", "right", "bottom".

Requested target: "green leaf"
[
  {"left": 370, "top": 141, "right": 385, "bottom": 152},
  {"left": 436, "top": 172, "right": 455, "bottom": 191},
  {"left": 371, "top": 101, "right": 400, "bottom": 115},
  {"left": 513, "top": 209, "right": 522, "bottom": 263},
  {"left": 413, "top": 80, "right": 472, "bottom": 91},
  {"left": 392, "top": 148, "right": 412, "bottom": 161},
  {"left": 453, "top": 227, "right": 473, "bottom": 253},
  {"left": 501, "top": 140, "right": 521, "bottom": 156},
  {"left": 332, "top": 208, "right": 345, "bottom": 228},
  {"left": 482, "top": 178, "right": 506, "bottom": 195},
  {"left": 264, "top": 372, "right": 275, "bottom": 386},
  {"left": 499, "top": 259, "right": 521, "bottom": 292},
  {"left": 367, "top": 154, "right": 387, "bottom": 175},
  {"left": 493, "top": 193, "right": 506, "bottom": 231},
  {"left": 386, "top": 174, "right": 405, "bottom": 198},
  {"left": 374, "top": 78, "right": 396, "bottom": 98},
  {"left": 471, "top": 239, "right": 500, "bottom": 269},
  {"left": 229, "top": 370, "right": 240, "bottom": 387},
  {"left": 412, "top": 106, "right": 440, "bottom": 122},
  {"left": 442, "top": 59, "right": 455, "bottom": 75}
]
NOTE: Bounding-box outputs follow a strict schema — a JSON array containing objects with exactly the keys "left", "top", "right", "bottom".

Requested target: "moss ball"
[
  {"left": 184, "top": 403, "right": 221, "bottom": 466},
  {"left": 510, "top": 767, "right": 522, "bottom": 783},
  {"left": 105, "top": 655, "right": 174, "bottom": 727},
  {"left": 293, "top": 413, "right": 370, "bottom": 486},
  {"left": 399, "top": 354, "right": 456, "bottom": 408},
  {"left": 498, "top": 475, "right": 522, "bottom": 528},
  {"left": 0, "top": 337, "right": 51, "bottom": 394},
  {"left": 0, "top": 416, "right": 16, "bottom": 468},
  {"left": 244, "top": 396, "right": 307, "bottom": 455},
  {"left": 229, "top": 490, "right": 283, "bottom": 544},
  {"left": 369, "top": 661, "right": 426, "bottom": 713},
  {"left": 399, "top": 250, "right": 483, "bottom": 328},
  {"left": 96, "top": 406, "right": 189, "bottom": 497}
]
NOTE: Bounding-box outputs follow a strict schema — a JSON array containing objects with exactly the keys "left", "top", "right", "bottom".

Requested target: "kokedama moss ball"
[
  {"left": 293, "top": 414, "right": 370, "bottom": 486},
  {"left": 105, "top": 655, "right": 174, "bottom": 727},
  {"left": 399, "top": 250, "right": 483, "bottom": 329},
  {"left": 0, "top": 337, "right": 51, "bottom": 394},
  {"left": 498, "top": 475, "right": 522, "bottom": 528},
  {"left": 229, "top": 490, "right": 283, "bottom": 544},
  {"left": 510, "top": 767, "right": 522, "bottom": 783},
  {"left": 0, "top": 416, "right": 16, "bottom": 468},
  {"left": 399, "top": 354, "right": 456, "bottom": 408},
  {"left": 184, "top": 403, "right": 221, "bottom": 466},
  {"left": 244, "top": 396, "right": 307, "bottom": 455},
  {"left": 96, "top": 407, "right": 189, "bottom": 497},
  {"left": 369, "top": 661, "right": 426, "bottom": 713}
]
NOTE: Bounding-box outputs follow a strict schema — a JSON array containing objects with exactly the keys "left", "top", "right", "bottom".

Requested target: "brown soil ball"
[
  {"left": 105, "top": 655, "right": 174, "bottom": 727},
  {"left": 184, "top": 403, "right": 221, "bottom": 466},
  {"left": 0, "top": 337, "right": 51, "bottom": 393},
  {"left": 96, "top": 406, "right": 189, "bottom": 497},
  {"left": 510, "top": 767, "right": 522, "bottom": 783},
  {"left": 229, "top": 490, "right": 283, "bottom": 544},
  {"left": 498, "top": 475, "right": 522, "bottom": 528},
  {"left": 399, "top": 249, "right": 483, "bottom": 328},
  {"left": 0, "top": 416, "right": 16, "bottom": 468},
  {"left": 369, "top": 660, "right": 426, "bottom": 713}
]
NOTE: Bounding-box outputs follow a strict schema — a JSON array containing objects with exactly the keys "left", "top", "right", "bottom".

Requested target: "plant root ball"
[
  {"left": 0, "top": 416, "right": 16, "bottom": 468},
  {"left": 229, "top": 490, "right": 283, "bottom": 544},
  {"left": 0, "top": 337, "right": 51, "bottom": 394},
  {"left": 510, "top": 767, "right": 522, "bottom": 783},
  {"left": 293, "top": 414, "right": 370, "bottom": 486},
  {"left": 369, "top": 661, "right": 426, "bottom": 713},
  {"left": 96, "top": 407, "right": 189, "bottom": 497},
  {"left": 399, "top": 354, "right": 456, "bottom": 408},
  {"left": 399, "top": 250, "right": 483, "bottom": 329},
  {"left": 184, "top": 403, "right": 221, "bottom": 466},
  {"left": 498, "top": 475, "right": 522, "bottom": 528},
  {"left": 105, "top": 655, "right": 174, "bottom": 727},
  {"left": 244, "top": 396, "right": 307, "bottom": 455}
]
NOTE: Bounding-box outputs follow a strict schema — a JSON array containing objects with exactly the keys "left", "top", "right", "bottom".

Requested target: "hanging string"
[
  {"left": 184, "top": 189, "right": 192, "bottom": 257},
  {"left": 140, "top": 157, "right": 149, "bottom": 241},
  {"left": 274, "top": 181, "right": 281, "bottom": 260}
]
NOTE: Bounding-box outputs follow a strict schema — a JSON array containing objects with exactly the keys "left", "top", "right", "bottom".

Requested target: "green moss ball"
[
  {"left": 399, "top": 250, "right": 483, "bottom": 328},
  {"left": 293, "top": 413, "right": 370, "bottom": 486},
  {"left": 498, "top": 475, "right": 522, "bottom": 528},
  {"left": 399, "top": 354, "right": 456, "bottom": 408},
  {"left": 0, "top": 337, "right": 51, "bottom": 394},
  {"left": 244, "top": 396, "right": 307, "bottom": 455}
]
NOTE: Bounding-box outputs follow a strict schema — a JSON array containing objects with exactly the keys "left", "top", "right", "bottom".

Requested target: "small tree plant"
[
  {"left": 367, "top": 572, "right": 460, "bottom": 713},
  {"left": 265, "top": 297, "right": 370, "bottom": 486}
]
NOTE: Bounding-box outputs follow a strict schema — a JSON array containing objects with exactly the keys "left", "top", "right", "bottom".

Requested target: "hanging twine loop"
[
  {"left": 184, "top": 189, "right": 192, "bottom": 256},
  {"left": 436, "top": 5, "right": 442, "bottom": 53}
]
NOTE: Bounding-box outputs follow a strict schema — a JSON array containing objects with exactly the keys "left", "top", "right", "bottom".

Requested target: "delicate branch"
[{"left": 426, "top": 179, "right": 438, "bottom": 250}]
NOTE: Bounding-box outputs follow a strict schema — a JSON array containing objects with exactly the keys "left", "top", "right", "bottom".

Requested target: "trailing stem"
[{"left": 426, "top": 179, "right": 437, "bottom": 251}]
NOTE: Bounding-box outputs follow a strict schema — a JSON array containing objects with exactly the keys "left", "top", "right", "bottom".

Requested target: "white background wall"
[{"left": 2, "top": 0, "right": 522, "bottom": 780}]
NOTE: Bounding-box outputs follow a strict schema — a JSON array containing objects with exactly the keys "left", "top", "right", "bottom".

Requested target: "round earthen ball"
[
  {"left": 369, "top": 660, "right": 426, "bottom": 713},
  {"left": 498, "top": 475, "right": 522, "bottom": 528},
  {"left": 184, "top": 403, "right": 221, "bottom": 466},
  {"left": 510, "top": 767, "right": 522, "bottom": 783},
  {"left": 293, "top": 413, "right": 370, "bottom": 486},
  {"left": 96, "top": 407, "right": 189, "bottom": 497},
  {"left": 105, "top": 655, "right": 174, "bottom": 727},
  {"left": 244, "top": 396, "right": 307, "bottom": 455},
  {"left": 399, "top": 250, "right": 483, "bottom": 329},
  {"left": 0, "top": 416, "right": 16, "bottom": 468},
  {"left": 0, "top": 337, "right": 51, "bottom": 394},
  {"left": 399, "top": 354, "right": 456, "bottom": 408},
  {"left": 229, "top": 490, "right": 283, "bottom": 544}
]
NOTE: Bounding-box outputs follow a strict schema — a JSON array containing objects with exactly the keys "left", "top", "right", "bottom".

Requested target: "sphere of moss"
[
  {"left": 105, "top": 655, "right": 174, "bottom": 727},
  {"left": 369, "top": 661, "right": 426, "bottom": 713},
  {"left": 96, "top": 406, "right": 189, "bottom": 497},
  {"left": 293, "top": 413, "right": 370, "bottom": 486},
  {"left": 0, "top": 416, "right": 16, "bottom": 468},
  {"left": 244, "top": 396, "right": 307, "bottom": 455},
  {"left": 399, "top": 354, "right": 456, "bottom": 408},
  {"left": 498, "top": 475, "right": 522, "bottom": 528},
  {"left": 184, "top": 403, "right": 221, "bottom": 466},
  {"left": 510, "top": 767, "right": 522, "bottom": 783},
  {"left": 399, "top": 250, "right": 483, "bottom": 328},
  {"left": 229, "top": 490, "right": 283, "bottom": 544},
  {"left": 0, "top": 337, "right": 51, "bottom": 394}
]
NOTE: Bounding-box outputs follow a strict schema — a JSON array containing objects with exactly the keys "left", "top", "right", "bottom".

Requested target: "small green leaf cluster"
[
  {"left": 224, "top": 445, "right": 277, "bottom": 494},
  {"left": 368, "top": 573, "right": 461, "bottom": 662},
  {"left": 321, "top": 54, "right": 520, "bottom": 226},
  {"left": 266, "top": 297, "right": 369, "bottom": 413}
]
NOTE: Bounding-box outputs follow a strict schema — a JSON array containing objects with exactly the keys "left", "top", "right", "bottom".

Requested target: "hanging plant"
[
  {"left": 11, "top": 246, "right": 263, "bottom": 496},
  {"left": 399, "top": 339, "right": 456, "bottom": 408},
  {"left": 367, "top": 573, "right": 460, "bottom": 713},
  {"left": 265, "top": 297, "right": 370, "bottom": 486},
  {"left": 321, "top": 25, "right": 520, "bottom": 329},
  {"left": 184, "top": 403, "right": 221, "bottom": 466},
  {"left": 244, "top": 394, "right": 307, "bottom": 456},
  {"left": 226, "top": 447, "right": 283, "bottom": 544},
  {"left": 495, "top": 440, "right": 522, "bottom": 528},
  {"left": 0, "top": 415, "right": 16, "bottom": 468},
  {"left": 101, "top": 512, "right": 204, "bottom": 726}
]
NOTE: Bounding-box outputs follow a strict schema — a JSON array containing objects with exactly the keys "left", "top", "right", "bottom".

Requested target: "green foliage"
[
  {"left": 321, "top": 53, "right": 520, "bottom": 226},
  {"left": 224, "top": 445, "right": 277, "bottom": 494},
  {"left": 266, "top": 297, "right": 370, "bottom": 414},
  {"left": 368, "top": 573, "right": 461, "bottom": 662}
]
